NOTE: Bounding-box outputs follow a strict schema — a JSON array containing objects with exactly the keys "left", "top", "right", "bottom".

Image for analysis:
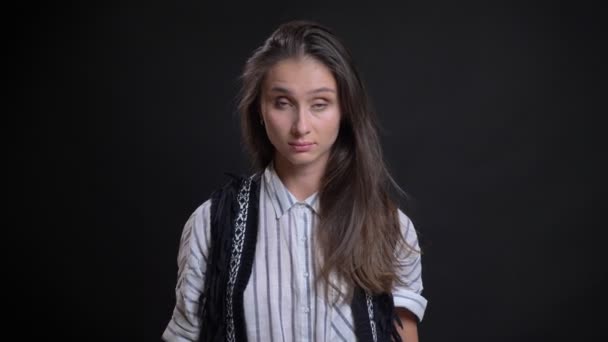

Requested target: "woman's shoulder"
[
  {"left": 396, "top": 208, "right": 415, "bottom": 229},
  {"left": 182, "top": 198, "right": 213, "bottom": 234},
  {"left": 396, "top": 207, "right": 420, "bottom": 244},
  {"left": 187, "top": 170, "right": 263, "bottom": 223},
  {"left": 192, "top": 198, "right": 213, "bottom": 218},
  {"left": 209, "top": 171, "right": 264, "bottom": 196}
]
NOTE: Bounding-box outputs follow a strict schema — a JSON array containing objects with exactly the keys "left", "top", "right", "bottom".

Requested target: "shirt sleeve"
[
  {"left": 162, "top": 200, "right": 212, "bottom": 342},
  {"left": 392, "top": 209, "right": 428, "bottom": 322}
]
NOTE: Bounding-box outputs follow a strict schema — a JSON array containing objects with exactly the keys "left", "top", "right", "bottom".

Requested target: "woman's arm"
[
  {"left": 392, "top": 210, "right": 427, "bottom": 341},
  {"left": 162, "top": 201, "right": 212, "bottom": 341},
  {"left": 395, "top": 308, "right": 419, "bottom": 342}
]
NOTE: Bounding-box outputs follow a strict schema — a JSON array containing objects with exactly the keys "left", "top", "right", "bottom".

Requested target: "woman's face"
[{"left": 260, "top": 57, "right": 341, "bottom": 173}]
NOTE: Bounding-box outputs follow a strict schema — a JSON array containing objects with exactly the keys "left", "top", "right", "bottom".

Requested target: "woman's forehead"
[{"left": 263, "top": 58, "right": 337, "bottom": 96}]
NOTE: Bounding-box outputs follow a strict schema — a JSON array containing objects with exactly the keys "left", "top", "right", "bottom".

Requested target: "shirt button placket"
[{"left": 296, "top": 205, "right": 306, "bottom": 243}]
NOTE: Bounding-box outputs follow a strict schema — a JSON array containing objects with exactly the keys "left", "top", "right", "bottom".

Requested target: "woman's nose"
[{"left": 292, "top": 110, "right": 311, "bottom": 136}]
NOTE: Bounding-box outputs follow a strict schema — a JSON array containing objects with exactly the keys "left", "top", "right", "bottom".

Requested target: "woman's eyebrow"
[{"left": 269, "top": 86, "right": 336, "bottom": 95}]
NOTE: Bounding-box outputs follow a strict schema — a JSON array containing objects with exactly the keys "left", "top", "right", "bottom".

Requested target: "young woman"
[{"left": 163, "top": 20, "right": 427, "bottom": 342}]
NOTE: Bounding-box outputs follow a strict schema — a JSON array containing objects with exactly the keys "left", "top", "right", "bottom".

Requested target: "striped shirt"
[{"left": 162, "top": 163, "right": 427, "bottom": 341}]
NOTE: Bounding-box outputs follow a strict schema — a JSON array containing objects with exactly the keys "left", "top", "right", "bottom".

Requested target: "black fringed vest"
[{"left": 197, "top": 173, "right": 403, "bottom": 342}]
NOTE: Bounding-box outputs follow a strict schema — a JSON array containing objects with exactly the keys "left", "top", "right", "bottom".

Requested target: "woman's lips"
[{"left": 289, "top": 142, "right": 314, "bottom": 152}]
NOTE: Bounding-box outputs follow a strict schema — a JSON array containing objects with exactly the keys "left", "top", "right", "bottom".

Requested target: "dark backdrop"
[{"left": 26, "top": 1, "right": 605, "bottom": 341}]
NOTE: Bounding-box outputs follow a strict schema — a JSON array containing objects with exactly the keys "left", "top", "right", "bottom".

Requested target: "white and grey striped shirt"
[{"left": 163, "top": 164, "right": 427, "bottom": 341}]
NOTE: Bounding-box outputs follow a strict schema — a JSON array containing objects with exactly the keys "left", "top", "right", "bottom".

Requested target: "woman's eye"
[
  {"left": 312, "top": 103, "right": 328, "bottom": 110},
  {"left": 275, "top": 100, "right": 291, "bottom": 109}
]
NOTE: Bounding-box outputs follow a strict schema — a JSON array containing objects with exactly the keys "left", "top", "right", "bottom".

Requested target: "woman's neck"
[{"left": 273, "top": 156, "right": 325, "bottom": 202}]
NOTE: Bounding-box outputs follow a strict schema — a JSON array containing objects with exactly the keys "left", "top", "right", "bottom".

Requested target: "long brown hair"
[{"left": 238, "top": 20, "right": 417, "bottom": 298}]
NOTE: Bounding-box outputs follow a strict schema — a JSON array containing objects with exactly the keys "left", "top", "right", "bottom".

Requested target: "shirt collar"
[{"left": 263, "top": 162, "right": 320, "bottom": 219}]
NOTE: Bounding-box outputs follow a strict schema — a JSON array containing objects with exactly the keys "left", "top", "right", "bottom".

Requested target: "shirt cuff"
[{"left": 393, "top": 290, "right": 428, "bottom": 322}]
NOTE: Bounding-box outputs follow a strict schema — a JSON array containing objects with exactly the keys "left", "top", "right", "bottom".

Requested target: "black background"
[{"left": 25, "top": 1, "right": 606, "bottom": 341}]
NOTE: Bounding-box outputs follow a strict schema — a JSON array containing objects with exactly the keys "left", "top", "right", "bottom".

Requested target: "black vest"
[{"left": 197, "top": 173, "right": 402, "bottom": 342}]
